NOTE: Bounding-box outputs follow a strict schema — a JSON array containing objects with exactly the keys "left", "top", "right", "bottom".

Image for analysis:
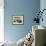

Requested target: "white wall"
[{"left": 0, "top": 0, "right": 4, "bottom": 42}]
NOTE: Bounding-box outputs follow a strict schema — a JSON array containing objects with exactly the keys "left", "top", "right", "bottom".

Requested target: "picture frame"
[{"left": 12, "top": 16, "right": 24, "bottom": 25}]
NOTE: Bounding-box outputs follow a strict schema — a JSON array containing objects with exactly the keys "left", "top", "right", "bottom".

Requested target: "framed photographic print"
[{"left": 12, "top": 16, "right": 24, "bottom": 25}]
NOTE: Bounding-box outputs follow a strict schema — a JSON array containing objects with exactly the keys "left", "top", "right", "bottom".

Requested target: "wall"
[
  {"left": 40, "top": 0, "right": 46, "bottom": 27},
  {"left": 0, "top": 0, "right": 4, "bottom": 42},
  {"left": 4, "top": 0, "right": 40, "bottom": 42}
]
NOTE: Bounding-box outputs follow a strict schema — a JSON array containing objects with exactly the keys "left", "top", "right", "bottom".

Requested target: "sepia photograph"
[{"left": 12, "top": 16, "right": 23, "bottom": 24}]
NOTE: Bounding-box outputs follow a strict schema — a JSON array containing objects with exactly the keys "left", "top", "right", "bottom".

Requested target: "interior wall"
[
  {"left": 4, "top": 0, "right": 40, "bottom": 42},
  {"left": 0, "top": 0, "right": 4, "bottom": 42},
  {"left": 40, "top": 0, "right": 46, "bottom": 27}
]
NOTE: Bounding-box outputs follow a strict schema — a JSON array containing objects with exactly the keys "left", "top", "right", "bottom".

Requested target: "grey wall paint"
[{"left": 4, "top": 0, "right": 40, "bottom": 42}]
